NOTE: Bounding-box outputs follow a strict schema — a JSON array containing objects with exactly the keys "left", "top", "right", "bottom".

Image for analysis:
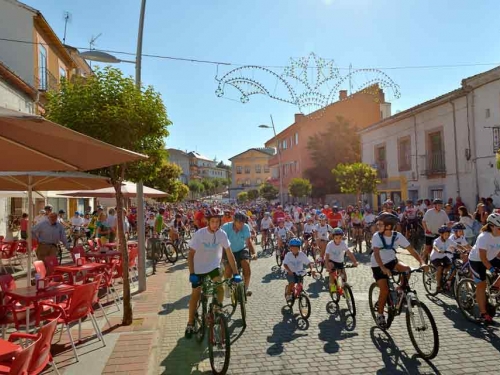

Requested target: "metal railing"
[
  {"left": 426, "top": 152, "right": 446, "bottom": 174},
  {"left": 34, "top": 67, "right": 59, "bottom": 91}
]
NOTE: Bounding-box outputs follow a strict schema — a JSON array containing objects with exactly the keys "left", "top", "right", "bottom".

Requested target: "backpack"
[
  {"left": 370, "top": 231, "right": 398, "bottom": 254},
  {"left": 470, "top": 220, "right": 482, "bottom": 236}
]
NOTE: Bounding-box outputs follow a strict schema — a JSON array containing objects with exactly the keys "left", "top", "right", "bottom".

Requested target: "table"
[
  {"left": 103, "top": 243, "right": 117, "bottom": 249},
  {"left": 6, "top": 284, "right": 75, "bottom": 332},
  {"left": 54, "top": 263, "right": 107, "bottom": 284},
  {"left": 84, "top": 251, "right": 121, "bottom": 263},
  {"left": 0, "top": 339, "right": 20, "bottom": 361}
]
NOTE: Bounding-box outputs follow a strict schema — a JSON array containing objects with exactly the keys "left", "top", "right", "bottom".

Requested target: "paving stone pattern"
[{"left": 154, "top": 243, "right": 500, "bottom": 375}]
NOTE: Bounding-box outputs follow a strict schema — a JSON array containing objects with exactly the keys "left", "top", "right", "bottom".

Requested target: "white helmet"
[{"left": 487, "top": 213, "right": 500, "bottom": 227}]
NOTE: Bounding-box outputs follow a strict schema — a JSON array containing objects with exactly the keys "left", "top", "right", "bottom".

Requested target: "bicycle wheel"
[
  {"left": 314, "top": 248, "right": 323, "bottom": 273},
  {"left": 208, "top": 313, "right": 231, "bottom": 375},
  {"left": 230, "top": 284, "right": 237, "bottom": 310},
  {"left": 329, "top": 276, "right": 340, "bottom": 304},
  {"left": 275, "top": 249, "right": 283, "bottom": 267},
  {"left": 343, "top": 284, "right": 356, "bottom": 317},
  {"left": 285, "top": 285, "right": 294, "bottom": 307},
  {"left": 456, "top": 278, "right": 481, "bottom": 323},
  {"left": 298, "top": 294, "right": 311, "bottom": 320},
  {"left": 178, "top": 240, "right": 189, "bottom": 259},
  {"left": 368, "top": 282, "right": 394, "bottom": 329},
  {"left": 194, "top": 300, "right": 206, "bottom": 343},
  {"left": 163, "top": 242, "right": 178, "bottom": 264},
  {"left": 422, "top": 266, "right": 439, "bottom": 296},
  {"left": 237, "top": 284, "right": 247, "bottom": 328},
  {"left": 406, "top": 300, "right": 439, "bottom": 359}
]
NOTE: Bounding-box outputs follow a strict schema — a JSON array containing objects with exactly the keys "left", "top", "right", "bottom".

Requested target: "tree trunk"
[{"left": 115, "top": 181, "right": 133, "bottom": 325}]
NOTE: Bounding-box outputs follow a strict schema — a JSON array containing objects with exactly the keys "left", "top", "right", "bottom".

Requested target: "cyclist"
[
  {"left": 363, "top": 208, "right": 377, "bottom": 236},
  {"left": 328, "top": 206, "right": 343, "bottom": 229},
  {"left": 222, "top": 210, "right": 233, "bottom": 224},
  {"left": 185, "top": 207, "right": 241, "bottom": 338},
  {"left": 274, "top": 218, "right": 291, "bottom": 252},
  {"left": 402, "top": 199, "right": 418, "bottom": 238},
  {"left": 284, "top": 216, "right": 296, "bottom": 234},
  {"left": 260, "top": 212, "right": 274, "bottom": 246},
  {"left": 450, "top": 222, "right": 472, "bottom": 262},
  {"left": 351, "top": 207, "right": 364, "bottom": 241},
  {"left": 283, "top": 238, "right": 315, "bottom": 302},
  {"left": 303, "top": 216, "right": 316, "bottom": 242},
  {"left": 315, "top": 214, "right": 334, "bottom": 262},
  {"left": 155, "top": 208, "right": 166, "bottom": 236},
  {"left": 371, "top": 212, "right": 426, "bottom": 328},
  {"left": 169, "top": 213, "right": 186, "bottom": 242},
  {"left": 468, "top": 213, "right": 500, "bottom": 323},
  {"left": 430, "top": 225, "right": 458, "bottom": 292},
  {"left": 222, "top": 212, "right": 257, "bottom": 297},
  {"left": 325, "top": 228, "right": 358, "bottom": 292}
]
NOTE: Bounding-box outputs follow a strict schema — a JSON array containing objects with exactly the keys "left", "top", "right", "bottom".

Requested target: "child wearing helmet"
[
  {"left": 303, "top": 216, "right": 317, "bottom": 243},
  {"left": 275, "top": 218, "right": 291, "bottom": 252},
  {"left": 283, "top": 238, "right": 314, "bottom": 302},
  {"left": 450, "top": 222, "right": 472, "bottom": 263},
  {"left": 314, "top": 213, "right": 334, "bottom": 264},
  {"left": 430, "top": 225, "right": 457, "bottom": 291},
  {"left": 325, "top": 228, "right": 358, "bottom": 293},
  {"left": 284, "top": 216, "right": 296, "bottom": 234}
]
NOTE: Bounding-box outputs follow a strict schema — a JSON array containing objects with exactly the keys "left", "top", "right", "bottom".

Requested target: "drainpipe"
[
  {"left": 413, "top": 113, "right": 419, "bottom": 181},
  {"left": 450, "top": 100, "right": 461, "bottom": 196},
  {"left": 469, "top": 91, "right": 480, "bottom": 202}
]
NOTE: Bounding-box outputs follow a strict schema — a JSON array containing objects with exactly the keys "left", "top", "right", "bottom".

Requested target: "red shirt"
[
  {"left": 194, "top": 210, "right": 207, "bottom": 228},
  {"left": 328, "top": 212, "right": 342, "bottom": 228},
  {"left": 20, "top": 218, "right": 28, "bottom": 231},
  {"left": 272, "top": 210, "right": 285, "bottom": 224}
]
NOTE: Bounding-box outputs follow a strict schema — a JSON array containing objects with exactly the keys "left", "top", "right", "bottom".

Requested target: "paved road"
[{"left": 154, "top": 241, "right": 500, "bottom": 375}]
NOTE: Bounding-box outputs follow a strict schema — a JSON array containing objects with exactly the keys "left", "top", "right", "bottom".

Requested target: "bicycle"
[
  {"left": 284, "top": 271, "right": 313, "bottom": 320},
  {"left": 456, "top": 268, "right": 500, "bottom": 323},
  {"left": 262, "top": 230, "right": 274, "bottom": 255},
  {"left": 368, "top": 267, "right": 439, "bottom": 359},
  {"left": 313, "top": 241, "right": 326, "bottom": 273},
  {"left": 229, "top": 263, "right": 247, "bottom": 328},
  {"left": 302, "top": 236, "right": 316, "bottom": 260},
  {"left": 193, "top": 277, "right": 233, "bottom": 375},
  {"left": 353, "top": 225, "right": 363, "bottom": 253},
  {"left": 275, "top": 242, "right": 288, "bottom": 267},
  {"left": 328, "top": 264, "right": 356, "bottom": 317},
  {"left": 363, "top": 224, "right": 374, "bottom": 252},
  {"left": 422, "top": 250, "right": 470, "bottom": 298}
]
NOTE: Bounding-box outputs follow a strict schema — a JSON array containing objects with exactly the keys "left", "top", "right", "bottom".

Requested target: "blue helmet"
[
  {"left": 451, "top": 223, "right": 466, "bottom": 231},
  {"left": 288, "top": 238, "right": 302, "bottom": 247},
  {"left": 438, "top": 225, "right": 451, "bottom": 234}
]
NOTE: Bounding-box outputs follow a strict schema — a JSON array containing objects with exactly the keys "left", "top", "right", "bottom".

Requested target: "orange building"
[{"left": 264, "top": 88, "right": 391, "bottom": 200}]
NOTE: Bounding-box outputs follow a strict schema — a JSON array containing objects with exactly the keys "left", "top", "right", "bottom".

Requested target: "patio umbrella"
[
  {"left": 0, "top": 171, "right": 111, "bottom": 286},
  {"left": 58, "top": 181, "right": 170, "bottom": 198},
  {"left": 0, "top": 107, "right": 147, "bottom": 171}
]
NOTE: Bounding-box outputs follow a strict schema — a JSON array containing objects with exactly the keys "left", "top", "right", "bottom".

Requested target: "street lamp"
[
  {"left": 259, "top": 115, "right": 284, "bottom": 206},
  {"left": 79, "top": 0, "right": 148, "bottom": 292}
]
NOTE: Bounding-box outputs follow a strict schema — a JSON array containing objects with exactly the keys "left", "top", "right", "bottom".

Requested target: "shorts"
[
  {"left": 328, "top": 260, "right": 344, "bottom": 270},
  {"left": 425, "top": 235, "right": 439, "bottom": 246},
  {"left": 372, "top": 259, "right": 398, "bottom": 281},
  {"left": 303, "top": 233, "right": 312, "bottom": 241},
  {"left": 286, "top": 273, "right": 302, "bottom": 284},
  {"left": 21, "top": 230, "right": 27, "bottom": 240},
  {"left": 431, "top": 257, "right": 451, "bottom": 268},
  {"left": 223, "top": 249, "right": 250, "bottom": 270},
  {"left": 261, "top": 228, "right": 270, "bottom": 234},
  {"left": 191, "top": 268, "right": 220, "bottom": 289},
  {"left": 470, "top": 258, "right": 500, "bottom": 283},
  {"left": 353, "top": 223, "right": 362, "bottom": 228}
]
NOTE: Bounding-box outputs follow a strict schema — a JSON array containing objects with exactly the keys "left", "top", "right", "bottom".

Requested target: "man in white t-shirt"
[
  {"left": 34, "top": 210, "right": 46, "bottom": 225},
  {"left": 422, "top": 199, "right": 450, "bottom": 263},
  {"left": 185, "top": 208, "right": 242, "bottom": 339}
]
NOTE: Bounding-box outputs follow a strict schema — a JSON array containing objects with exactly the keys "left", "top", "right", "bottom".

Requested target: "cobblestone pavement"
[{"left": 154, "top": 242, "right": 500, "bottom": 375}]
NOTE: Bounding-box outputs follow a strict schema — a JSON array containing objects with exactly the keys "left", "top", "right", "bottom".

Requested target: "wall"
[
  {"left": 0, "top": 1, "right": 34, "bottom": 85},
  {"left": 231, "top": 150, "right": 272, "bottom": 189},
  {"left": 0, "top": 79, "right": 34, "bottom": 112}
]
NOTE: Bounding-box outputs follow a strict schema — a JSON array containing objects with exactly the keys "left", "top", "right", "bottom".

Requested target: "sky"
[{"left": 21, "top": 0, "right": 500, "bottom": 163}]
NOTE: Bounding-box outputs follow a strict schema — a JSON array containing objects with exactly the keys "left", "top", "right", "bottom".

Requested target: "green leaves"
[
  {"left": 288, "top": 178, "right": 312, "bottom": 198},
  {"left": 247, "top": 189, "right": 259, "bottom": 200},
  {"left": 237, "top": 191, "right": 248, "bottom": 203},
  {"left": 331, "top": 163, "right": 379, "bottom": 198},
  {"left": 259, "top": 182, "right": 279, "bottom": 201}
]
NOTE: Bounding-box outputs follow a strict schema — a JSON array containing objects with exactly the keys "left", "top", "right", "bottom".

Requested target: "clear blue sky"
[{"left": 23, "top": 0, "right": 500, "bottom": 163}]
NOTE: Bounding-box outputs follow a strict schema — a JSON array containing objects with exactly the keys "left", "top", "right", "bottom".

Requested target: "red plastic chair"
[
  {"left": 7, "top": 317, "right": 60, "bottom": 375},
  {"left": 0, "top": 337, "right": 38, "bottom": 375},
  {"left": 70, "top": 246, "right": 85, "bottom": 264},
  {"left": 32, "top": 260, "right": 62, "bottom": 284},
  {"left": 102, "top": 263, "right": 121, "bottom": 311},
  {"left": 42, "top": 256, "right": 58, "bottom": 276},
  {"left": 0, "top": 275, "right": 36, "bottom": 337},
  {"left": 38, "top": 281, "right": 105, "bottom": 362},
  {"left": 128, "top": 247, "right": 139, "bottom": 288},
  {"left": 86, "top": 240, "right": 95, "bottom": 252},
  {"left": 1, "top": 242, "right": 22, "bottom": 273}
]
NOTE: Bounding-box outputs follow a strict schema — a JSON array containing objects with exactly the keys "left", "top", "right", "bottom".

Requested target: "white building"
[
  {"left": 360, "top": 66, "right": 500, "bottom": 211},
  {"left": 188, "top": 152, "right": 228, "bottom": 180},
  {"left": 167, "top": 148, "right": 190, "bottom": 184}
]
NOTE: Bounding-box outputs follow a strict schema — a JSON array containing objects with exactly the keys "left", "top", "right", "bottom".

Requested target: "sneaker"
[
  {"left": 185, "top": 324, "right": 195, "bottom": 339},
  {"left": 246, "top": 289, "right": 252, "bottom": 297},
  {"left": 481, "top": 313, "right": 494, "bottom": 324},
  {"left": 376, "top": 314, "right": 386, "bottom": 328}
]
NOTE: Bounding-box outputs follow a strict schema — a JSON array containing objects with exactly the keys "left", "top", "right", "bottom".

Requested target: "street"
[{"left": 154, "top": 242, "right": 500, "bottom": 375}]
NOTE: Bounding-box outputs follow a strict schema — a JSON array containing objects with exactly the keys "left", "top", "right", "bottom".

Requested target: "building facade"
[
  {"left": 264, "top": 88, "right": 391, "bottom": 201},
  {"left": 188, "top": 152, "right": 228, "bottom": 181},
  {"left": 228, "top": 148, "right": 275, "bottom": 199},
  {"left": 360, "top": 66, "right": 500, "bottom": 211},
  {"left": 167, "top": 148, "right": 190, "bottom": 184}
]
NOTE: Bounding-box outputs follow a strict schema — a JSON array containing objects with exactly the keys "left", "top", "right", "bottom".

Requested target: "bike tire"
[
  {"left": 406, "top": 301, "right": 439, "bottom": 360},
  {"left": 368, "top": 282, "right": 394, "bottom": 330},
  {"left": 299, "top": 294, "right": 311, "bottom": 320},
  {"left": 314, "top": 247, "right": 323, "bottom": 273},
  {"left": 456, "top": 278, "right": 481, "bottom": 323},
  {"left": 163, "top": 242, "right": 178, "bottom": 264},
  {"left": 276, "top": 250, "right": 283, "bottom": 267},
  {"left": 422, "top": 266, "right": 439, "bottom": 296},
  {"left": 208, "top": 313, "right": 231, "bottom": 375},
  {"left": 285, "top": 285, "right": 294, "bottom": 308},
  {"left": 178, "top": 240, "right": 189, "bottom": 259},
  {"left": 343, "top": 284, "right": 356, "bottom": 317},
  {"left": 329, "top": 276, "right": 340, "bottom": 304},
  {"left": 230, "top": 284, "right": 237, "bottom": 310},
  {"left": 237, "top": 284, "right": 247, "bottom": 328}
]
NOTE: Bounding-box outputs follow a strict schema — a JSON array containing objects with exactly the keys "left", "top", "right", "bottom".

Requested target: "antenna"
[
  {"left": 62, "top": 11, "right": 72, "bottom": 44},
  {"left": 88, "top": 33, "right": 102, "bottom": 68}
]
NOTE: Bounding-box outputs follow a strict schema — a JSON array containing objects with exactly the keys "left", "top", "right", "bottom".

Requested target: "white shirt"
[
  {"left": 293, "top": 211, "right": 300, "bottom": 223},
  {"left": 284, "top": 221, "right": 294, "bottom": 231},
  {"left": 325, "top": 240, "right": 349, "bottom": 263},
  {"left": 303, "top": 223, "right": 316, "bottom": 234},
  {"left": 404, "top": 207, "right": 418, "bottom": 220},
  {"left": 283, "top": 251, "right": 311, "bottom": 274},
  {"left": 363, "top": 213, "right": 376, "bottom": 225},
  {"left": 417, "top": 203, "right": 427, "bottom": 214},
  {"left": 70, "top": 216, "right": 84, "bottom": 228},
  {"left": 106, "top": 214, "right": 117, "bottom": 229},
  {"left": 189, "top": 227, "right": 230, "bottom": 274},
  {"left": 275, "top": 226, "right": 288, "bottom": 240},
  {"left": 370, "top": 231, "right": 410, "bottom": 267},
  {"left": 316, "top": 224, "right": 333, "bottom": 241},
  {"left": 450, "top": 233, "right": 468, "bottom": 247},
  {"left": 469, "top": 232, "right": 500, "bottom": 262},
  {"left": 34, "top": 214, "right": 46, "bottom": 225},
  {"left": 261, "top": 217, "right": 273, "bottom": 230},
  {"left": 423, "top": 209, "right": 449, "bottom": 236},
  {"left": 430, "top": 237, "right": 458, "bottom": 261}
]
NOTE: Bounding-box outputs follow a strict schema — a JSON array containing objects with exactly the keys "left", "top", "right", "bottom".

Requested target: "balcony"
[
  {"left": 34, "top": 67, "right": 59, "bottom": 92},
  {"left": 375, "top": 161, "right": 388, "bottom": 179},
  {"left": 424, "top": 152, "right": 446, "bottom": 176}
]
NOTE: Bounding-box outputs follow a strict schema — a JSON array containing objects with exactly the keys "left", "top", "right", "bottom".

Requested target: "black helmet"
[
  {"left": 234, "top": 212, "right": 247, "bottom": 223},
  {"left": 58, "top": 209, "right": 65, "bottom": 214},
  {"left": 377, "top": 212, "right": 399, "bottom": 227},
  {"left": 438, "top": 225, "right": 451, "bottom": 234},
  {"left": 451, "top": 222, "right": 466, "bottom": 231},
  {"left": 44, "top": 205, "right": 53, "bottom": 211},
  {"left": 433, "top": 198, "right": 443, "bottom": 205}
]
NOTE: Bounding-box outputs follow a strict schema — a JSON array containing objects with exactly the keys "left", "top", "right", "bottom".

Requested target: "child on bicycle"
[
  {"left": 315, "top": 214, "right": 333, "bottom": 261},
  {"left": 449, "top": 222, "right": 471, "bottom": 262},
  {"left": 371, "top": 212, "right": 426, "bottom": 328},
  {"left": 260, "top": 212, "right": 274, "bottom": 247},
  {"left": 325, "top": 228, "right": 358, "bottom": 292},
  {"left": 283, "top": 238, "right": 315, "bottom": 302},
  {"left": 275, "top": 218, "right": 290, "bottom": 252},
  {"left": 430, "top": 225, "right": 457, "bottom": 291}
]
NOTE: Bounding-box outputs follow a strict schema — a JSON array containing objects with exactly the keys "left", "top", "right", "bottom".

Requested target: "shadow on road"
[
  {"left": 159, "top": 336, "right": 209, "bottom": 375},
  {"left": 261, "top": 266, "right": 285, "bottom": 283},
  {"left": 370, "top": 326, "right": 441, "bottom": 375},
  {"left": 158, "top": 294, "right": 190, "bottom": 316},
  {"left": 165, "top": 261, "right": 188, "bottom": 273},
  {"left": 266, "top": 306, "right": 309, "bottom": 356},
  {"left": 306, "top": 275, "right": 326, "bottom": 299},
  {"left": 318, "top": 308, "right": 358, "bottom": 354}
]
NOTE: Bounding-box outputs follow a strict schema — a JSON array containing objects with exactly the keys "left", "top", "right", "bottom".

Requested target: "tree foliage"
[
  {"left": 146, "top": 162, "right": 182, "bottom": 196},
  {"left": 188, "top": 180, "right": 204, "bottom": 199},
  {"left": 45, "top": 66, "right": 171, "bottom": 325},
  {"left": 304, "top": 116, "right": 360, "bottom": 197},
  {"left": 247, "top": 189, "right": 259, "bottom": 200},
  {"left": 174, "top": 183, "right": 190, "bottom": 202},
  {"left": 332, "top": 162, "right": 379, "bottom": 201},
  {"left": 201, "top": 178, "right": 214, "bottom": 195},
  {"left": 288, "top": 178, "right": 312, "bottom": 198},
  {"left": 259, "top": 182, "right": 279, "bottom": 201},
  {"left": 237, "top": 191, "right": 248, "bottom": 203}
]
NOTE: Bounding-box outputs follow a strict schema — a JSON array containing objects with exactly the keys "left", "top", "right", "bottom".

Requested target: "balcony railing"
[
  {"left": 375, "top": 161, "right": 388, "bottom": 179},
  {"left": 425, "top": 151, "right": 446, "bottom": 175},
  {"left": 34, "top": 67, "right": 59, "bottom": 92}
]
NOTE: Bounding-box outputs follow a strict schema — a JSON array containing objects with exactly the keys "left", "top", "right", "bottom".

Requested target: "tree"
[
  {"left": 305, "top": 116, "right": 360, "bottom": 197},
  {"left": 146, "top": 162, "right": 182, "bottom": 197},
  {"left": 247, "top": 189, "right": 259, "bottom": 200},
  {"left": 288, "top": 178, "right": 312, "bottom": 198},
  {"left": 332, "top": 162, "right": 379, "bottom": 202},
  {"left": 175, "top": 183, "right": 190, "bottom": 202},
  {"left": 237, "top": 191, "right": 248, "bottom": 203},
  {"left": 259, "top": 182, "right": 279, "bottom": 201},
  {"left": 45, "top": 66, "right": 171, "bottom": 325},
  {"left": 201, "top": 178, "right": 214, "bottom": 196},
  {"left": 188, "top": 180, "right": 204, "bottom": 199}
]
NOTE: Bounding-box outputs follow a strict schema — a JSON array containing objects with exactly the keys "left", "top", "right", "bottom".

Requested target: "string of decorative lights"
[{"left": 0, "top": 37, "right": 499, "bottom": 71}]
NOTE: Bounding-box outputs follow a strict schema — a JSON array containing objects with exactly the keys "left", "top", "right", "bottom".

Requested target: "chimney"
[
  {"left": 294, "top": 113, "right": 305, "bottom": 123},
  {"left": 339, "top": 90, "right": 348, "bottom": 101}
]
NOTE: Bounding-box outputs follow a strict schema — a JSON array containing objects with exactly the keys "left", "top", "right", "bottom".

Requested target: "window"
[
  {"left": 244, "top": 165, "right": 251, "bottom": 174},
  {"left": 398, "top": 137, "right": 411, "bottom": 171},
  {"left": 237, "top": 179, "right": 242, "bottom": 186},
  {"left": 430, "top": 188, "right": 444, "bottom": 200},
  {"left": 59, "top": 66, "right": 66, "bottom": 81},
  {"left": 256, "top": 178, "right": 262, "bottom": 185},
  {"left": 375, "top": 145, "right": 387, "bottom": 178},
  {"left": 295, "top": 132, "right": 298, "bottom": 145},
  {"left": 38, "top": 44, "right": 48, "bottom": 90},
  {"left": 264, "top": 165, "right": 270, "bottom": 173},
  {"left": 294, "top": 161, "right": 299, "bottom": 172},
  {"left": 427, "top": 131, "right": 445, "bottom": 173},
  {"left": 493, "top": 128, "right": 500, "bottom": 153},
  {"left": 282, "top": 139, "right": 287, "bottom": 150},
  {"left": 290, "top": 136, "right": 293, "bottom": 148},
  {"left": 255, "top": 164, "right": 261, "bottom": 174},
  {"left": 486, "top": 108, "right": 491, "bottom": 118},
  {"left": 245, "top": 179, "right": 250, "bottom": 186}
]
